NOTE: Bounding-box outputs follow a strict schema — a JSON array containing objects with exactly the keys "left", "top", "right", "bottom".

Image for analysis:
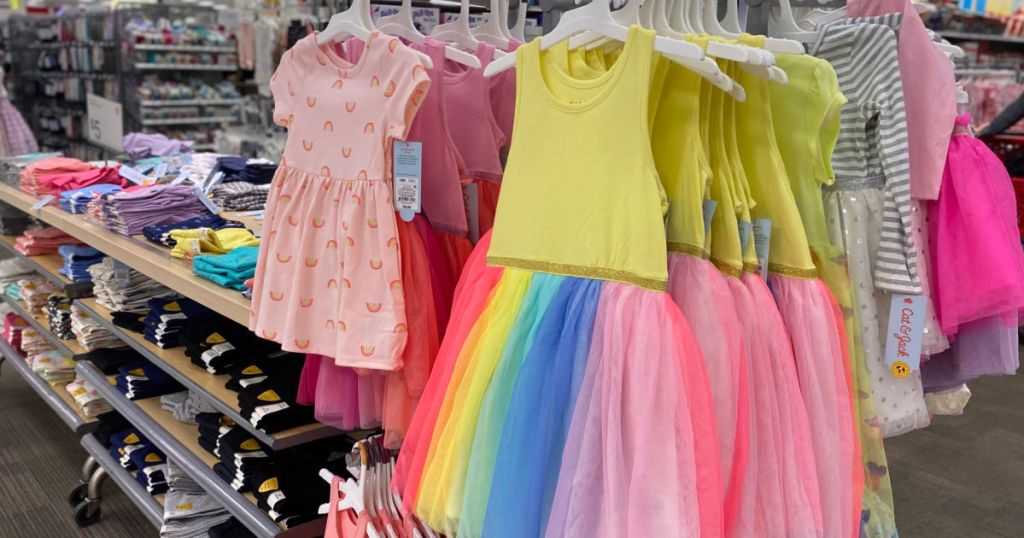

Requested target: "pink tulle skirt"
[
  {"left": 544, "top": 282, "right": 721, "bottom": 538},
  {"left": 929, "top": 127, "right": 1024, "bottom": 335},
  {"left": 769, "top": 274, "right": 860, "bottom": 538},
  {"left": 668, "top": 253, "right": 749, "bottom": 535},
  {"left": 727, "top": 272, "right": 822, "bottom": 538}
]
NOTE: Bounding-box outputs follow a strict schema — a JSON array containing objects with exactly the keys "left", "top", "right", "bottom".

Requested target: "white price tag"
[
  {"left": 86, "top": 94, "right": 124, "bottom": 151},
  {"left": 31, "top": 195, "right": 55, "bottom": 211}
]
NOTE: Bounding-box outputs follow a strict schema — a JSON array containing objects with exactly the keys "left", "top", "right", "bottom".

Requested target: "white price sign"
[{"left": 86, "top": 94, "right": 124, "bottom": 151}]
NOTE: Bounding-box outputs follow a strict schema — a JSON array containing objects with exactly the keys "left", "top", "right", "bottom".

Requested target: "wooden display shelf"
[
  {"left": 75, "top": 297, "right": 340, "bottom": 450},
  {"left": 0, "top": 234, "right": 93, "bottom": 297},
  {"left": 0, "top": 182, "right": 250, "bottom": 325},
  {"left": 1, "top": 295, "right": 87, "bottom": 356}
]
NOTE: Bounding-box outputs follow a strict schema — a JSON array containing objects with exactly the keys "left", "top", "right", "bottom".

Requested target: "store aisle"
[
  {"left": 0, "top": 364, "right": 153, "bottom": 538},
  {"left": 887, "top": 367, "right": 1024, "bottom": 538}
]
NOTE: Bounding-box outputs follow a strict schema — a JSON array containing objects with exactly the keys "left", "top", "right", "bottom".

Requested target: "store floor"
[
  {"left": 0, "top": 364, "right": 152, "bottom": 538},
  {"left": 1, "top": 360, "right": 1023, "bottom": 537}
]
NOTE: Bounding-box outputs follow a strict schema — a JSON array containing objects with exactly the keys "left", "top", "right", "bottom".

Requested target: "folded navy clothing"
[
  {"left": 111, "top": 311, "right": 148, "bottom": 333},
  {"left": 142, "top": 214, "right": 246, "bottom": 247},
  {"left": 225, "top": 355, "right": 305, "bottom": 393},
  {"left": 116, "top": 360, "right": 185, "bottom": 399},
  {"left": 77, "top": 348, "right": 144, "bottom": 375},
  {"left": 127, "top": 444, "right": 166, "bottom": 471},
  {"left": 199, "top": 434, "right": 220, "bottom": 457},
  {"left": 135, "top": 466, "right": 168, "bottom": 495}
]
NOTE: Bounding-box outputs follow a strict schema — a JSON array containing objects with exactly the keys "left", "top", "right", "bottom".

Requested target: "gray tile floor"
[{"left": 886, "top": 370, "right": 1024, "bottom": 537}]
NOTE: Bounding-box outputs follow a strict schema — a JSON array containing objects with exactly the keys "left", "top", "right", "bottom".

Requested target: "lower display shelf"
[
  {"left": 0, "top": 337, "right": 95, "bottom": 432},
  {"left": 2, "top": 295, "right": 86, "bottom": 356},
  {"left": 80, "top": 432, "right": 164, "bottom": 528},
  {"left": 75, "top": 360, "right": 326, "bottom": 538},
  {"left": 74, "top": 297, "right": 341, "bottom": 450}
]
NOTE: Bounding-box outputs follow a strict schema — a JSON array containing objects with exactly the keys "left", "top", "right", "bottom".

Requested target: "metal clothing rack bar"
[{"left": 79, "top": 432, "right": 164, "bottom": 529}]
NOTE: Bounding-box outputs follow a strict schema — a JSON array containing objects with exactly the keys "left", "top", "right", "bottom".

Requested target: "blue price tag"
[
  {"left": 194, "top": 187, "right": 221, "bottom": 214},
  {"left": 393, "top": 141, "right": 423, "bottom": 223},
  {"left": 119, "top": 165, "right": 149, "bottom": 185},
  {"left": 752, "top": 218, "right": 771, "bottom": 281},
  {"left": 884, "top": 294, "right": 928, "bottom": 375},
  {"left": 154, "top": 162, "right": 169, "bottom": 178},
  {"left": 701, "top": 199, "right": 717, "bottom": 234},
  {"left": 738, "top": 220, "right": 752, "bottom": 252}
]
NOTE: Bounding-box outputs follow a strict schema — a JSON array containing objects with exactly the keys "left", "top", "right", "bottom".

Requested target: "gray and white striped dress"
[
  {"left": 812, "top": 18, "right": 920, "bottom": 294},
  {"left": 812, "top": 20, "right": 931, "bottom": 438}
]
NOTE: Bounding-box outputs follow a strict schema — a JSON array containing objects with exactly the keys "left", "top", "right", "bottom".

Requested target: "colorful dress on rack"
[
  {"left": 652, "top": 57, "right": 750, "bottom": 538},
  {"left": 393, "top": 26, "right": 722, "bottom": 538},
  {"left": 443, "top": 42, "right": 507, "bottom": 237},
  {"left": 921, "top": 113, "right": 1024, "bottom": 391},
  {"left": 812, "top": 22, "right": 931, "bottom": 438},
  {"left": 770, "top": 52, "right": 898, "bottom": 538},
  {"left": 707, "top": 55, "right": 823, "bottom": 538},
  {"left": 251, "top": 32, "right": 430, "bottom": 368},
  {"left": 408, "top": 38, "right": 476, "bottom": 295}
]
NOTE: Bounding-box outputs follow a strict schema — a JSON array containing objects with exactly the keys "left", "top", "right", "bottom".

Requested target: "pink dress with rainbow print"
[{"left": 250, "top": 32, "right": 430, "bottom": 369}]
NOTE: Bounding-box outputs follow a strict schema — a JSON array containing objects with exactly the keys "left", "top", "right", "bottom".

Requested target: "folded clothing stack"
[
  {"left": 93, "top": 412, "right": 132, "bottom": 448},
  {"left": 238, "top": 375, "right": 315, "bottom": 434},
  {"left": 18, "top": 157, "right": 103, "bottom": 196},
  {"left": 208, "top": 182, "right": 270, "bottom": 212},
  {"left": 14, "top": 226, "right": 83, "bottom": 256},
  {"left": 29, "top": 350, "right": 74, "bottom": 384},
  {"left": 20, "top": 327, "right": 54, "bottom": 355},
  {"left": 160, "top": 459, "right": 232, "bottom": 538},
  {"left": 58, "top": 245, "right": 105, "bottom": 282},
  {"left": 89, "top": 257, "right": 177, "bottom": 312},
  {"left": 192, "top": 246, "right": 258, "bottom": 291},
  {"left": 3, "top": 312, "right": 28, "bottom": 351},
  {"left": 77, "top": 347, "right": 144, "bottom": 374},
  {"left": 123, "top": 133, "right": 194, "bottom": 161},
  {"left": 216, "top": 156, "right": 276, "bottom": 185},
  {"left": 176, "top": 153, "right": 222, "bottom": 187},
  {"left": 0, "top": 257, "right": 34, "bottom": 289},
  {"left": 252, "top": 460, "right": 339, "bottom": 528},
  {"left": 59, "top": 183, "right": 123, "bottom": 214},
  {"left": 182, "top": 316, "right": 279, "bottom": 375},
  {"left": 160, "top": 390, "right": 216, "bottom": 425},
  {"left": 0, "top": 200, "right": 32, "bottom": 235},
  {"left": 17, "top": 276, "right": 58, "bottom": 313},
  {"left": 93, "top": 185, "right": 213, "bottom": 236},
  {"left": 46, "top": 293, "right": 73, "bottom": 339},
  {"left": 116, "top": 360, "right": 185, "bottom": 400},
  {"left": 201, "top": 419, "right": 260, "bottom": 489},
  {"left": 142, "top": 214, "right": 245, "bottom": 248},
  {"left": 3, "top": 281, "right": 19, "bottom": 303},
  {"left": 65, "top": 376, "right": 113, "bottom": 417},
  {"left": 70, "top": 304, "right": 128, "bottom": 351},
  {"left": 168, "top": 228, "right": 259, "bottom": 259},
  {"left": 120, "top": 297, "right": 214, "bottom": 349},
  {"left": 110, "top": 427, "right": 169, "bottom": 495},
  {"left": 196, "top": 412, "right": 336, "bottom": 499}
]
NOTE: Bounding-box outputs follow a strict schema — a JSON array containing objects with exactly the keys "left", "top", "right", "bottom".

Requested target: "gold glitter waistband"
[
  {"left": 768, "top": 263, "right": 819, "bottom": 280},
  {"left": 743, "top": 262, "right": 760, "bottom": 274},
  {"left": 710, "top": 258, "right": 743, "bottom": 278},
  {"left": 486, "top": 256, "right": 667, "bottom": 291},
  {"left": 667, "top": 242, "right": 709, "bottom": 259}
]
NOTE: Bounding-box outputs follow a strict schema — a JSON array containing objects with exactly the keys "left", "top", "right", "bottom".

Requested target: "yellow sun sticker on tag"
[
  {"left": 240, "top": 439, "right": 261, "bottom": 451},
  {"left": 144, "top": 453, "right": 162, "bottom": 463},
  {"left": 258, "top": 477, "right": 279, "bottom": 493},
  {"left": 890, "top": 361, "right": 911, "bottom": 379},
  {"left": 124, "top": 433, "right": 140, "bottom": 444},
  {"left": 258, "top": 390, "right": 281, "bottom": 402},
  {"left": 242, "top": 365, "right": 263, "bottom": 375},
  {"left": 164, "top": 301, "right": 181, "bottom": 312},
  {"left": 206, "top": 332, "right": 226, "bottom": 344}
]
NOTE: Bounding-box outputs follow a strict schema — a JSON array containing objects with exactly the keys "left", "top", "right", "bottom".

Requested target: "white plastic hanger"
[
  {"left": 767, "top": 0, "right": 821, "bottom": 43},
  {"left": 376, "top": 0, "right": 481, "bottom": 67},
  {"left": 473, "top": 0, "right": 513, "bottom": 49},
  {"left": 431, "top": 0, "right": 482, "bottom": 51},
  {"left": 511, "top": 2, "right": 528, "bottom": 42},
  {"left": 317, "top": 0, "right": 433, "bottom": 68},
  {"left": 316, "top": 467, "right": 384, "bottom": 538}
]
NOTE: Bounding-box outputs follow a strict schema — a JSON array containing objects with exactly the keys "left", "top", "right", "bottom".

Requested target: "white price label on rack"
[{"left": 31, "top": 195, "right": 55, "bottom": 211}]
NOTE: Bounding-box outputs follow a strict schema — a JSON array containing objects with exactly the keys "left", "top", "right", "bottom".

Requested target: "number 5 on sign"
[{"left": 86, "top": 94, "right": 124, "bottom": 151}]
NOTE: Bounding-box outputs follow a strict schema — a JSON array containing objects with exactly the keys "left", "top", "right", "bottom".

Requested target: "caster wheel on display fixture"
[
  {"left": 67, "top": 483, "right": 88, "bottom": 508},
  {"left": 72, "top": 501, "right": 102, "bottom": 528}
]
